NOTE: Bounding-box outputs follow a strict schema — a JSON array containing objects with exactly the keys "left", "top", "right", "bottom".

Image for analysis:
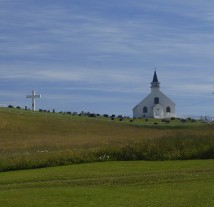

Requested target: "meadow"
[{"left": 0, "top": 108, "right": 213, "bottom": 171}]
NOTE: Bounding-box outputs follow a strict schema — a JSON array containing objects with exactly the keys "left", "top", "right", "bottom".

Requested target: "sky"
[{"left": 0, "top": 0, "right": 214, "bottom": 117}]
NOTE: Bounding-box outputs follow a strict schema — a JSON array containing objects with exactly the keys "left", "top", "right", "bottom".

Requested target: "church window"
[
  {"left": 143, "top": 106, "right": 148, "bottom": 113},
  {"left": 166, "top": 106, "right": 171, "bottom": 113},
  {"left": 154, "top": 97, "right": 159, "bottom": 104}
]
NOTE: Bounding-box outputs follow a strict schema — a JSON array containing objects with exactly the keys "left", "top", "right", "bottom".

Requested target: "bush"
[{"left": 88, "top": 113, "right": 96, "bottom": 118}]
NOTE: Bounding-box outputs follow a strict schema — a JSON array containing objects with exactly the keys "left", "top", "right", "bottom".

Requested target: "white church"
[{"left": 133, "top": 71, "right": 176, "bottom": 118}]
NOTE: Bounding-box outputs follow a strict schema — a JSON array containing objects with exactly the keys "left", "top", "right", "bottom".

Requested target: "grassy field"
[
  {"left": 0, "top": 108, "right": 213, "bottom": 206},
  {"left": 0, "top": 160, "right": 214, "bottom": 207},
  {"left": 0, "top": 108, "right": 214, "bottom": 171}
]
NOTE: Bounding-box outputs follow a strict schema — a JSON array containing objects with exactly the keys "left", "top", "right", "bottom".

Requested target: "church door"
[{"left": 153, "top": 104, "right": 164, "bottom": 118}]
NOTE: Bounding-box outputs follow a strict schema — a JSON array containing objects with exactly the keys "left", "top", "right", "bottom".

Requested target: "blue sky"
[{"left": 0, "top": 0, "right": 214, "bottom": 116}]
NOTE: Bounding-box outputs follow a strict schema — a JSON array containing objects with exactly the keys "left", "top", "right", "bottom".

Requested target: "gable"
[{"left": 133, "top": 89, "right": 175, "bottom": 111}]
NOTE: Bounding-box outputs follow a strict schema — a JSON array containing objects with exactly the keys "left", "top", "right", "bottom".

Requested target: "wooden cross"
[{"left": 26, "top": 90, "right": 41, "bottom": 111}]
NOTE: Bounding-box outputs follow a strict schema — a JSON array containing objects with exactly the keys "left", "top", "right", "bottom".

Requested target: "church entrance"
[{"left": 153, "top": 104, "right": 164, "bottom": 118}]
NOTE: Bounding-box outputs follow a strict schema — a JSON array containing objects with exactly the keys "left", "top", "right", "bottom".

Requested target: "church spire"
[{"left": 150, "top": 70, "right": 160, "bottom": 88}]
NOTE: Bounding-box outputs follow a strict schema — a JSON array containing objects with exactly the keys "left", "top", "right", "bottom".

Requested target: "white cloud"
[{"left": 34, "top": 68, "right": 142, "bottom": 85}]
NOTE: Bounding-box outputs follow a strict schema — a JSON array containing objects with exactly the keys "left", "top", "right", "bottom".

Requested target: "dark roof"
[{"left": 152, "top": 71, "right": 159, "bottom": 83}]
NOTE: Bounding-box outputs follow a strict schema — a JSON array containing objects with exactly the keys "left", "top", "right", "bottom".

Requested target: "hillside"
[{"left": 0, "top": 108, "right": 214, "bottom": 171}]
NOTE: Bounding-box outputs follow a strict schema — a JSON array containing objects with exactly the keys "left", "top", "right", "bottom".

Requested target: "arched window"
[
  {"left": 154, "top": 97, "right": 159, "bottom": 104},
  {"left": 166, "top": 106, "right": 171, "bottom": 113},
  {"left": 143, "top": 106, "right": 148, "bottom": 113}
]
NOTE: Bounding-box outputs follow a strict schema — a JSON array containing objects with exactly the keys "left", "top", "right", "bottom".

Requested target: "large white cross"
[{"left": 26, "top": 90, "right": 41, "bottom": 111}]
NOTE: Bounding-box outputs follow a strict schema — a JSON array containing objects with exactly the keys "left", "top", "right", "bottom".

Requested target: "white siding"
[{"left": 133, "top": 88, "right": 175, "bottom": 118}]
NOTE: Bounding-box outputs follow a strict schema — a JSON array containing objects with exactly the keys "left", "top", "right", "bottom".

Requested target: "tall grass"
[
  {"left": 1, "top": 134, "right": 213, "bottom": 172},
  {"left": 97, "top": 135, "right": 214, "bottom": 161},
  {"left": 0, "top": 108, "right": 214, "bottom": 171}
]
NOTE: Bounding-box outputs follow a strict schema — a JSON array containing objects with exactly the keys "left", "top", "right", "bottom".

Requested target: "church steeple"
[{"left": 150, "top": 70, "right": 160, "bottom": 88}]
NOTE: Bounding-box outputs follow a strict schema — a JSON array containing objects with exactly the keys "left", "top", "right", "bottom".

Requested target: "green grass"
[
  {"left": 0, "top": 108, "right": 214, "bottom": 171},
  {"left": 0, "top": 160, "right": 214, "bottom": 207}
]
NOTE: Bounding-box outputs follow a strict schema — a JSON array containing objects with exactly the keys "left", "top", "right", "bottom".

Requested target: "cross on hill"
[{"left": 26, "top": 90, "right": 41, "bottom": 111}]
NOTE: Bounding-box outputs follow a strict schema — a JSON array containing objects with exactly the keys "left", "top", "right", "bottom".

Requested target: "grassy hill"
[
  {"left": 0, "top": 108, "right": 214, "bottom": 206},
  {"left": 0, "top": 108, "right": 214, "bottom": 171}
]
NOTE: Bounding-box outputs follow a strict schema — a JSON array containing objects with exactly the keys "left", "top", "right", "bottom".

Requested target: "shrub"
[{"left": 88, "top": 113, "right": 96, "bottom": 118}]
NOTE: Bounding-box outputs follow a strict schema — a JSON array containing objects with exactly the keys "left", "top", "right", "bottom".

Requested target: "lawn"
[{"left": 0, "top": 160, "right": 213, "bottom": 207}]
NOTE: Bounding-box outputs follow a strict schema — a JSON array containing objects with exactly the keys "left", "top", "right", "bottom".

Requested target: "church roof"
[{"left": 152, "top": 71, "right": 159, "bottom": 83}]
